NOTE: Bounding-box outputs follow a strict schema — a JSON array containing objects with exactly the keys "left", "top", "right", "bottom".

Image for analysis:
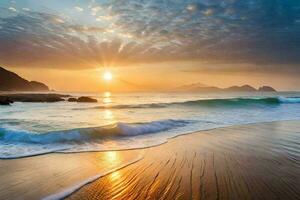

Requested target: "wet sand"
[
  {"left": 0, "top": 150, "right": 143, "bottom": 200},
  {"left": 67, "top": 120, "right": 300, "bottom": 200},
  {"left": 1, "top": 120, "right": 299, "bottom": 200}
]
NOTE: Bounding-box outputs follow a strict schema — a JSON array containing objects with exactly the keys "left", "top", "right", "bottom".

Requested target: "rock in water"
[
  {"left": 68, "top": 97, "right": 78, "bottom": 102},
  {"left": 0, "top": 96, "right": 13, "bottom": 105},
  {"left": 77, "top": 96, "right": 97, "bottom": 103},
  {"left": 0, "top": 93, "right": 68, "bottom": 103}
]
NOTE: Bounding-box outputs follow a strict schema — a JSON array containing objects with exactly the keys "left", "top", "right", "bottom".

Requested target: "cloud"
[
  {"left": 8, "top": 7, "right": 17, "bottom": 12},
  {"left": 74, "top": 6, "right": 83, "bottom": 12},
  {"left": 69, "top": 25, "right": 106, "bottom": 33},
  {"left": 186, "top": 4, "right": 198, "bottom": 12},
  {"left": 91, "top": 6, "right": 102, "bottom": 16},
  {"left": 0, "top": 0, "right": 299, "bottom": 74},
  {"left": 182, "top": 62, "right": 300, "bottom": 76},
  {"left": 203, "top": 8, "right": 214, "bottom": 16}
]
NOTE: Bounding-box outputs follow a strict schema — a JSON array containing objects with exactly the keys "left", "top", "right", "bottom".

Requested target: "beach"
[
  {"left": 1, "top": 0, "right": 300, "bottom": 199},
  {"left": 1, "top": 120, "right": 299, "bottom": 200}
]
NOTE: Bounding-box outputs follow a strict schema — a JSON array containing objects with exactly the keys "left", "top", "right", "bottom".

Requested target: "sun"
[{"left": 103, "top": 71, "right": 112, "bottom": 81}]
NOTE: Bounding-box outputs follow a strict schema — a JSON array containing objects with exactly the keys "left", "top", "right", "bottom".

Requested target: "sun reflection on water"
[
  {"left": 103, "top": 97, "right": 112, "bottom": 104},
  {"left": 103, "top": 91, "right": 112, "bottom": 104},
  {"left": 101, "top": 91, "right": 116, "bottom": 124},
  {"left": 104, "top": 109, "right": 114, "bottom": 120},
  {"left": 104, "top": 91, "right": 111, "bottom": 97}
]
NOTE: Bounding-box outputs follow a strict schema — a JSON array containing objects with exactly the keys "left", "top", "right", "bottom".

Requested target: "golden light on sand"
[
  {"left": 103, "top": 71, "right": 112, "bottom": 81},
  {"left": 109, "top": 171, "right": 121, "bottom": 181},
  {"left": 105, "top": 151, "right": 118, "bottom": 163}
]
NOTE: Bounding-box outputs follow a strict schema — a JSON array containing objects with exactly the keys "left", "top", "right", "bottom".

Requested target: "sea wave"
[
  {"left": 278, "top": 96, "right": 300, "bottom": 103},
  {"left": 182, "top": 96, "right": 300, "bottom": 106},
  {"left": 0, "top": 119, "right": 191, "bottom": 144},
  {"left": 77, "top": 96, "right": 300, "bottom": 110}
]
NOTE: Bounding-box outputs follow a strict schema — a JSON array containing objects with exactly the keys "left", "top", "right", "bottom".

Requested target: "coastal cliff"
[{"left": 0, "top": 67, "right": 49, "bottom": 91}]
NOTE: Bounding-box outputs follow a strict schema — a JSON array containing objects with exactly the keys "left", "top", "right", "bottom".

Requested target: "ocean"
[{"left": 1, "top": 91, "right": 300, "bottom": 158}]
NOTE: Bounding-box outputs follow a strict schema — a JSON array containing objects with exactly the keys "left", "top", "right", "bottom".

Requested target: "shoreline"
[
  {"left": 67, "top": 120, "right": 300, "bottom": 199},
  {"left": 44, "top": 155, "right": 143, "bottom": 200},
  {"left": 1, "top": 120, "right": 300, "bottom": 199},
  {"left": 0, "top": 150, "right": 144, "bottom": 200},
  {"left": 3, "top": 118, "right": 300, "bottom": 160}
]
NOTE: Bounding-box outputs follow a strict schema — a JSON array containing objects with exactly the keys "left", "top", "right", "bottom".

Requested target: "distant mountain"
[
  {"left": 175, "top": 82, "right": 211, "bottom": 91},
  {"left": 226, "top": 84, "right": 256, "bottom": 92},
  {"left": 258, "top": 86, "right": 276, "bottom": 92},
  {"left": 0, "top": 66, "right": 49, "bottom": 91},
  {"left": 176, "top": 83, "right": 276, "bottom": 92}
]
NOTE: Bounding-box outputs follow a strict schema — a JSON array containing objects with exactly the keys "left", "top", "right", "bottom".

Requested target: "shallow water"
[{"left": 1, "top": 91, "right": 300, "bottom": 158}]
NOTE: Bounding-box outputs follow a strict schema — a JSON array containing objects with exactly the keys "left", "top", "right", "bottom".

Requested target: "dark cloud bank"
[{"left": 0, "top": 0, "right": 299, "bottom": 74}]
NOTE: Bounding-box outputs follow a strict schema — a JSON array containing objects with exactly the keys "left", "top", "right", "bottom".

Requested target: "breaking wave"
[
  {"left": 0, "top": 119, "right": 191, "bottom": 144},
  {"left": 77, "top": 96, "right": 300, "bottom": 110}
]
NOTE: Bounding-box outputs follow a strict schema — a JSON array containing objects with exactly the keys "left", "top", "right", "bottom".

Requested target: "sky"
[{"left": 0, "top": 0, "right": 299, "bottom": 91}]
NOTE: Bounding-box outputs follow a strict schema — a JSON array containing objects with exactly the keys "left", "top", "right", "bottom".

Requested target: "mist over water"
[{"left": 1, "top": 92, "right": 300, "bottom": 158}]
